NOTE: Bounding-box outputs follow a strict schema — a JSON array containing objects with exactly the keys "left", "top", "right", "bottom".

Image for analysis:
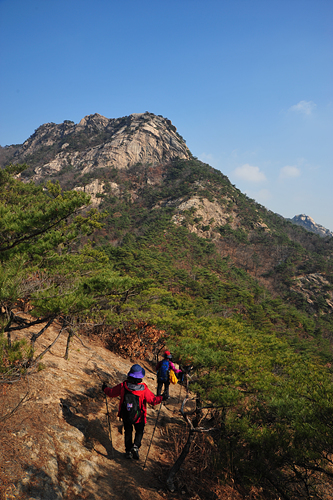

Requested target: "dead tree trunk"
[
  {"left": 165, "top": 392, "right": 216, "bottom": 492},
  {"left": 166, "top": 426, "right": 195, "bottom": 492},
  {"left": 193, "top": 394, "right": 203, "bottom": 427}
]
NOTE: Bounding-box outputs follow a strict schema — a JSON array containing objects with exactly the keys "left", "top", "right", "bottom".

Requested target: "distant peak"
[
  {"left": 291, "top": 214, "right": 333, "bottom": 238},
  {"left": 295, "top": 214, "right": 315, "bottom": 223}
]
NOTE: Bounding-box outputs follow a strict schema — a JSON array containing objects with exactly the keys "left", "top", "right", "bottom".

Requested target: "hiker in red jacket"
[
  {"left": 102, "top": 364, "right": 166, "bottom": 459},
  {"left": 156, "top": 351, "right": 182, "bottom": 399}
]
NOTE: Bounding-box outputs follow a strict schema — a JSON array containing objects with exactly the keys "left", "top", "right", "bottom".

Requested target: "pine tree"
[{"left": 0, "top": 165, "right": 138, "bottom": 379}]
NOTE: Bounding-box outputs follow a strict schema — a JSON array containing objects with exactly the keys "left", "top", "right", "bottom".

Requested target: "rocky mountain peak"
[
  {"left": 291, "top": 214, "right": 333, "bottom": 238},
  {"left": 1, "top": 112, "right": 191, "bottom": 184}
]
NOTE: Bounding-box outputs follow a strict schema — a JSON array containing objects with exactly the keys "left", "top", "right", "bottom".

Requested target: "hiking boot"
[
  {"left": 131, "top": 445, "right": 139, "bottom": 460},
  {"left": 125, "top": 451, "right": 132, "bottom": 459}
]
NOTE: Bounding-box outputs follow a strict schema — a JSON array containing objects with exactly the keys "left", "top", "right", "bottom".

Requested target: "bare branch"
[
  {"left": 72, "top": 331, "right": 90, "bottom": 349},
  {"left": 31, "top": 316, "right": 56, "bottom": 349},
  {"left": 0, "top": 383, "right": 29, "bottom": 424},
  {"left": 5, "top": 316, "right": 54, "bottom": 333},
  {"left": 0, "top": 367, "right": 23, "bottom": 384},
  {"left": 31, "top": 326, "right": 65, "bottom": 366}
]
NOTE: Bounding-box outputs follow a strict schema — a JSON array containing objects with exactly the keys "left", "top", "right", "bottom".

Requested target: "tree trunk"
[
  {"left": 193, "top": 394, "right": 203, "bottom": 427},
  {"left": 5, "top": 311, "right": 13, "bottom": 347},
  {"left": 166, "top": 426, "right": 195, "bottom": 492},
  {"left": 64, "top": 329, "right": 73, "bottom": 360}
]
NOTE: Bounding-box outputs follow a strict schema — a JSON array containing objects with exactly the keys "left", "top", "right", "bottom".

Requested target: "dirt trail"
[{"left": 0, "top": 321, "right": 189, "bottom": 500}]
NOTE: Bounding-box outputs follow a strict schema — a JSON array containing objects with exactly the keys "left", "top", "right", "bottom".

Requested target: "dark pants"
[
  {"left": 157, "top": 379, "right": 170, "bottom": 398},
  {"left": 123, "top": 420, "right": 145, "bottom": 452}
]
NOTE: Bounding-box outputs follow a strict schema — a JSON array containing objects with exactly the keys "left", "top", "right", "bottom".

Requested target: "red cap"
[{"left": 164, "top": 350, "right": 171, "bottom": 356}]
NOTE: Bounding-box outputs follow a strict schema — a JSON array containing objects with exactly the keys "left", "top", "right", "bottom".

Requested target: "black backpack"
[
  {"left": 121, "top": 387, "right": 141, "bottom": 424},
  {"left": 158, "top": 359, "right": 170, "bottom": 383}
]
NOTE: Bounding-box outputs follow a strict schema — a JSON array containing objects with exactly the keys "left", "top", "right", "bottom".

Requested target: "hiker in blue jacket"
[{"left": 156, "top": 351, "right": 181, "bottom": 399}]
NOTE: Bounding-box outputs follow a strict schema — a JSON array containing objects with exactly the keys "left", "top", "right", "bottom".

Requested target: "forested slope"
[{"left": 1, "top": 114, "right": 333, "bottom": 498}]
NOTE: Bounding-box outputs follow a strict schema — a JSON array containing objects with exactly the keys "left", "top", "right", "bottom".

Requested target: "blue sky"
[{"left": 1, "top": 0, "right": 332, "bottom": 230}]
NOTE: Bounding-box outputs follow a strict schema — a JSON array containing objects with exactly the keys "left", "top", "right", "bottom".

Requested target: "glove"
[
  {"left": 102, "top": 382, "right": 108, "bottom": 392},
  {"left": 162, "top": 392, "right": 168, "bottom": 401}
]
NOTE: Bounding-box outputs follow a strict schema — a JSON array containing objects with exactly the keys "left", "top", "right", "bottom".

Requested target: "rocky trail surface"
[{"left": 0, "top": 320, "right": 197, "bottom": 500}]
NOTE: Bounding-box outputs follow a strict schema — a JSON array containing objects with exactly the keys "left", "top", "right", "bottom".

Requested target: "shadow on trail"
[
  {"left": 60, "top": 385, "right": 117, "bottom": 459},
  {"left": 82, "top": 362, "right": 127, "bottom": 387},
  {"left": 16, "top": 461, "right": 163, "bottom": 500}
]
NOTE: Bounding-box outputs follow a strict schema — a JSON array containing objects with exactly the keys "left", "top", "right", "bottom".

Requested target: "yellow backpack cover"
[{"left": 169, "top": 369, "right": 178, "bottom": 385}]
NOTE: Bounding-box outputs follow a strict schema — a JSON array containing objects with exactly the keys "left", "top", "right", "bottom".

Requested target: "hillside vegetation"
[{"left": 1, "top": 114, "right": 333, "bottom": 499}]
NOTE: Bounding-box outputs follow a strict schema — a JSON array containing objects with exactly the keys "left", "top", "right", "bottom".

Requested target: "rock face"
[
  {"left": 73, "top": 179, "right": 106, "bottom": 206},
  {"left": 168, "top": 196, "right": 237, "bottom": 239},
  {"left": 291, "top": 273, "right": 333, "bottom": 310},
  {"left": 291, "top": 214, "right": 333, "bottom": 238},
  {"left": 2, "top": 112, "right": 191, "bottom": 184}
]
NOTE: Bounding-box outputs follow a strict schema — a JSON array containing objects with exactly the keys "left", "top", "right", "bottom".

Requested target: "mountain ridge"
[
  {"left": 1, "top": 112, "right": 332, "bottom": 319},
  {"left": 1, "top": 113, "right": 330, "bottom": 239},
  {"left": 0, "top": 112, "right": 190, "bottom": 184}
]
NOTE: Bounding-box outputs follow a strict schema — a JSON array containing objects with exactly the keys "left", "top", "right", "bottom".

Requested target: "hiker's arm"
[
  {"left": 155, "top": 361, "right": 161, "bottom": 371},
  {"left": 145, "top": 387, "right": 163, "bottom": 406},
  {"left": 169, "top": 361, "right": 182, "bottom": 374},
  {"left": 104, "top": 382, "right": 122, "bottom": 398}
]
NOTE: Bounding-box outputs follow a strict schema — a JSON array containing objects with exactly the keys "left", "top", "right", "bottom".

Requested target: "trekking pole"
[
  {"left": 93, "top": 367, "right": 115, "bottom": 458},
  {"left": 178, "top": 382, "right": 182, "bottom": 404},
  {"left": 143, "top": 401, "right": 163, "bottom": 469},
  {"left": 104, "top": 392, "right": 114, "bottom": 458}
]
